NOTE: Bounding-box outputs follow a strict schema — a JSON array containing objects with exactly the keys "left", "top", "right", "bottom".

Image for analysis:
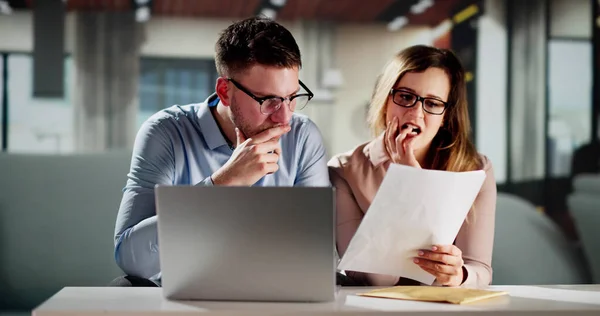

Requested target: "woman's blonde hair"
[{"left": 367, "top": 45, "right": 481, "bottom": 173}]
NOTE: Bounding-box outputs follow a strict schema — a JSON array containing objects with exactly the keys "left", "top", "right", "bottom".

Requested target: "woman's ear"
[{"left": 215, "top": 77, "right": 231, "bottom": 106}]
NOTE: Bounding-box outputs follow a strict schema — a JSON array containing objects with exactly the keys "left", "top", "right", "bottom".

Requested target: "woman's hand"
[
  {"left": 384, "top": 116, "right": 420, "bottom": 168},
  {"left": 414, "top": 245, "right": 465, "bottom": 287}
]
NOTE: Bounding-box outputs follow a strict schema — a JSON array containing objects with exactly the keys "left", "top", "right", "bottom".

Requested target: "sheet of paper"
[
  {"left": 337, "top": 163, "right": 486, "bottom": 285},
  {"left": 491, "top": 286, "right": 600, "bottom": 305}
]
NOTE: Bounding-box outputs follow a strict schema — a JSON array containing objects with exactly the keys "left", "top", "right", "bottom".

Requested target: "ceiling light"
[
  {"left": 431, "top": 19, "right": 453, "bottom": 39},
  {"left": 260, "top": 8, "right": 277, "bottom": 19},
  {"left": 387, "top": 16, "right": 408, "bottom": 31},
  {"left": 270, "top": 0, "right": 287, "bottom": 7},
  {"left": 410, "top": 0, "right": 434, "bottom": 15},
  {"left": 0, "top": 0, "right": 12, "bottom": 15},
  {"left": 135, "top": 6, "right": 150, "bottom": 22}
]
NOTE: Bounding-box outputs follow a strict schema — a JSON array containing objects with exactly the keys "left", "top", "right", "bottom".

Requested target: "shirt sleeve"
[
  {"left": 457, "top": 156, "right": 497, "bottom": 287},
  {"left": 294, "top": 119, "right": 330, "bottom": 187},
  {"left": 113, "top": 118, "right": 212, "bottom": 278}
]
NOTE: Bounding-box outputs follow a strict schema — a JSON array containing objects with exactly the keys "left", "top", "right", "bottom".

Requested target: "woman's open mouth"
[{"left": 401, "top": 123, "right": 421, "bottom": 135}]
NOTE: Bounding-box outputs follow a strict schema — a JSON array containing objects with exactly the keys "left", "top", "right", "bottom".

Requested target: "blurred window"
[
  {"left": 547, "top": 40, "right": 592, "bottom": 176},
  {"left": 6, "top": 54, "right": 74, "bottom": 154},
  {"left": 138, "top": 58, "right": 218, "bottom": 128}
]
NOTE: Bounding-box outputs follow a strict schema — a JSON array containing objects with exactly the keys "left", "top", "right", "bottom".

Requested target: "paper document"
[
  {"left": 358, "top": 286, "right": 508, "bottom": 305},
  {"left": 337, "top": 163, "right": 486, "bottom": 284}
]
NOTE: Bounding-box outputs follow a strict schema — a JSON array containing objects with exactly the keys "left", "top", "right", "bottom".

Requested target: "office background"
[{"left": 1, "top": 0, "right": 599, "bottom": 314}]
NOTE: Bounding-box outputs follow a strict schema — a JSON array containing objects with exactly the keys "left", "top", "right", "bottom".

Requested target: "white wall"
[
  {"left": 141, "top": 17, "right": 231, "bottom": 58},
  {"left": 0, "top": 12, "right": 34, "bottom": 52},
  {"left": 0, "top": 12, "right": 225, "bottom": 57},
  {"left": 476, "top": 0, "right": 508, "bottom": 183},
  {"left": 0, "top": 11, "right": 76, "bottom": 52}
]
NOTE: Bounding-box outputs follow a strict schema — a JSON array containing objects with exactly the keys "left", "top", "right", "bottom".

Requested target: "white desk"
[{"left": 32, "top": 285, "right": 600, "bottom": 316}]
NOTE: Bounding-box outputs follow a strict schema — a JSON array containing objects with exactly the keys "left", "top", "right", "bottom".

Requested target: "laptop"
[{"left": 155, "top": 186, "right": 336, "bottom": 302}]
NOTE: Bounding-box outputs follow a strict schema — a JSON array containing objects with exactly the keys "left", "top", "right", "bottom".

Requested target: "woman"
[{"left": 329, "top": 45, "right": 496, "bottom": 288}]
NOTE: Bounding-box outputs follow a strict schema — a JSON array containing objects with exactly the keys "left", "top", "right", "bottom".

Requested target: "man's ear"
[{"left": 215, "top": 77, "right": 231, "bottom": 106}]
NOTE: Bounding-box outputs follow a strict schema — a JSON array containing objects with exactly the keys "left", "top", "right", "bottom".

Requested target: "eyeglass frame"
[
  {"left": 227, "top": 77, "right": 314, "bottom": 114},
  {"left": 389, "top": 88, "right": 449, "bottom": 115}
]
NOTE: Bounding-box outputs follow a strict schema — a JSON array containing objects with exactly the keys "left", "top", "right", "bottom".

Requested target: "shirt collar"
[
  {"left": 364, "top": 132, "right": 390, "bottom": 167},
  {"left": 197, "top": 93, "right": 230, "bottom": 150}
]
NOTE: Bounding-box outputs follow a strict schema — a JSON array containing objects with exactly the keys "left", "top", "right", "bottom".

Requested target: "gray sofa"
[
  {"left": 0, "top": 151, "right": 131, "bottom": 314},
  {"left": 568, "top": 173, "right": 600, "bottom": 283},
  {"left": 493, "top": 193, "right": 590, "bottom": 285}
]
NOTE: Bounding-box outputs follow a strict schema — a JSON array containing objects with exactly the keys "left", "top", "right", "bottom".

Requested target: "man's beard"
[{"left": 229, "top": 95, "right": 273, "bottom": 139}]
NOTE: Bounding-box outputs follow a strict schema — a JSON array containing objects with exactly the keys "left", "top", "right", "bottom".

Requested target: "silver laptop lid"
[{"left": 155, "top": 186, "right": 336, "bottom": 302}]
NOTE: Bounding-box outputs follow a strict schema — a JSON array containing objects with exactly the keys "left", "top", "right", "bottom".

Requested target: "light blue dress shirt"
[{"left": 113, "top": 94, "right": 330, "bottom": 285}]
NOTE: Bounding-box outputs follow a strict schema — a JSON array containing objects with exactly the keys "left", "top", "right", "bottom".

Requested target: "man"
[{"left": 111, "top": 16, "right": 330, "bottom": 287}]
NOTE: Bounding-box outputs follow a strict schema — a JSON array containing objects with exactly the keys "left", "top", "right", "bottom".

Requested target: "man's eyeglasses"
[
  {"left": 390, "top": 89, "right": 449, "bottom": 115},
  {"left": 227, "top": 78, "right": 314, "bottom": 115}
]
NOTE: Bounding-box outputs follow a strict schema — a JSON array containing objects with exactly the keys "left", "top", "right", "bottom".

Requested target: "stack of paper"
[
  {"left": 359, "top": 286, "right": 508, "bottom": 305},
  {"left": 337, "top": 163, "right": 486, "bottom": 284}
]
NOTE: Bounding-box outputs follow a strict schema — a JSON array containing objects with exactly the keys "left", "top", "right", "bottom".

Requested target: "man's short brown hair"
[{"left": 215, "top": 16, "right": 302, "bottom": 77}]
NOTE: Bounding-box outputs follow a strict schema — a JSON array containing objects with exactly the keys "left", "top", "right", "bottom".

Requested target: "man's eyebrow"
[
  {"left": 253, "top": 87, "right": 301, "bottom": 98},
  {"left": 288, "top": 87, "right": 301, "bottom": 96},
  {"left": 246, "top": 87, "right": 272, "bottom": 98}
]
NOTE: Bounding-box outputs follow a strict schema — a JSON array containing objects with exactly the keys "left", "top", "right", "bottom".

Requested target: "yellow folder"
[{"left": 359, "top": 286, "right": 508, "bottom": 305}]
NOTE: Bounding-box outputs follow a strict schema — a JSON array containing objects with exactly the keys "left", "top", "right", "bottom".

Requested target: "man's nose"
[{"left": 270, "top": 101, "right": 293, "bottom": 124}]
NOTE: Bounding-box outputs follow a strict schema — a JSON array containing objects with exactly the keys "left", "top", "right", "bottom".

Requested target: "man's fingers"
[
  {"left": 235, "top": 128, "right": 247, "bottom": 146},
  {"left": 262, "top": 162, "right": 279, "bottom": 174},
  {"left": 260, "top": 153, "right": 280, "bottom": 164},
  {"left": 253, "top": 140, "right": 281, "bottom": 154},
  {"left": 250, "top": 125, "right": 291, "bottom": 144}
]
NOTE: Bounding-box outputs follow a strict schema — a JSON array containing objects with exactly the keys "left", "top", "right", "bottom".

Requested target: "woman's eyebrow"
[{"left": 396, "top": 86, "right": 444, "bottom": 100}]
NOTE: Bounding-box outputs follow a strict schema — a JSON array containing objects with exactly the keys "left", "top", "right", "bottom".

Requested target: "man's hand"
[{"left": 211, "top": 125, "right": 290, "bottom": 186}]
